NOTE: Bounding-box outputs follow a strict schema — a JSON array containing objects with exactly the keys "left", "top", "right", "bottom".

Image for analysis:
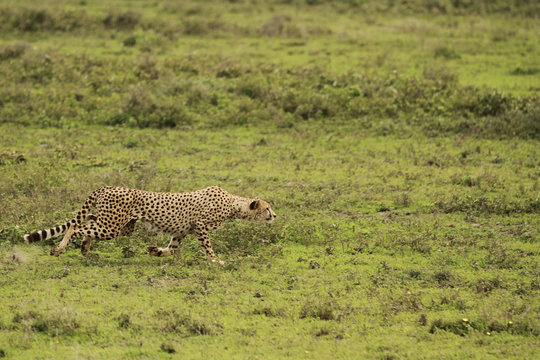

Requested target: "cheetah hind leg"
[
  {"left": 119, "top": 219, "right": 137, "bottom": 236},
  {"left": 80, "top": 214, "right": 100, "bottom": 256},
  {"left": 78, "top": 217, "right": 134, "bottom": 257},
  {"left": 81, "top": 236, "right": 92, "bottom": 256},
  {"left": 147, "top": 235, "right": 183, "bottom": 257},
  {"left": 50, "top": 224, "right": 77, "bottom": 256}
]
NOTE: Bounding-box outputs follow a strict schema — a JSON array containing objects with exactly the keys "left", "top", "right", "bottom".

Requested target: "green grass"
[
  {"left": 1, "top": 125, "right": 538, "bottom": 359},
  {"left": 0, "top": 0, "right": 539, "bottom": 359}
]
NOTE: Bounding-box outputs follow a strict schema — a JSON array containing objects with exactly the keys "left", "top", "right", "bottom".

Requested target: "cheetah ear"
[{"left": 249, "top": 200, "right": 259, "bottom": 210}]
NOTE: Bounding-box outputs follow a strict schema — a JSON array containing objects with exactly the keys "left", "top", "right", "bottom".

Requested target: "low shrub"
[
  {"left": 161, "top": 311, "right": 222, "bottom": 336},
  {"left": 430, "top": 317, "right": 538, "bottom": 336},
  {"left": 434, "top": 194, "right": 539, "bottom": 215},
  {"left": 12, "top": 309, "right": 80, "bottom": 337},
  {"left": 109, "top": 84, "right": 193, "bottom": 128},
  {"left": 299, "top": 296, "right": 352, "bottom": 322},
  {"left": 0, "top": 7, "right": 89, "bottom": 32},
  {"left": 0, "top": 41, "right": 30, "bottom": 61},
  {"left": 103, "top": 10, "right": 140, "bottom": 30},
  {"left": 299, "top": 299, "right": 336, "bottom": 320}
]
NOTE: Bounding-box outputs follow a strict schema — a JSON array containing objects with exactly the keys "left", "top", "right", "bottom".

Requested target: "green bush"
[
  {"left": 109, "top": 84, "right": 193, "bottom": 128},
  {"left": 103, "top": 10, "right": 140, "bottom": 30},
  {"left": 161, "top": 311, "right": 222, "bottom": 336},
  {"left": 0, "top": 7, "right": 89, "bottom": 32},
  {"left": 0, "top": 41, "right": 30, "bottom": 61},
  {"left": 12, "top": 310, "right": 80, "bottom": 337}
]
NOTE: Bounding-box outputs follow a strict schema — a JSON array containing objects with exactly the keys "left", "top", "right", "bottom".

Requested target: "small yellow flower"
[
  {"left": 508, "top": 321, "right": 513, "bottom": 325},
  {"left": 407, "top": 291, "right": 411, "bottom": 295},
  {"left": 462, "top": 318, "right": 469, "bottom": 323},
  {"left": 486, "top": 332, "right": 491, "bottom": 336}
]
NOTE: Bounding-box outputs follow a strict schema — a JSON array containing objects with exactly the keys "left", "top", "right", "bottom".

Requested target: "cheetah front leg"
[
  {"left": 192, "top": 222, "right": 224, "bottom": 265},
  {"left": 147, "top": 235, "right": 184, "bottom": 257}
]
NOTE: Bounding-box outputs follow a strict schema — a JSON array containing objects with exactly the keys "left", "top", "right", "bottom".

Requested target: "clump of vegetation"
[
  {"left": 433, "top": 270, "right": 453, "bottom": 287},
  {"left": 299, "top": 296, "right": 352, "bottom": 322},
  {"left": 116, "top": 313, "right": 132, "bottom": 329},
  {"left": 0, "top": 7, "right": 90, "bottom": 32},
  {"left": 430, "top": 318, "right": 538, "bottom": 337},
  {"left": 429, "top": 318, "right": 472, "bottom": 336},
  {"left": 108, "top": 83, "right": 193, "bottom": 128},
  {"left": 434, "top": 46, "right": 460, "bottom": 60},
  {"left": 103, "top": 10, "right": 140, "bottom": 30},
  {"left": 122, "top": 35, "right": 137, "bottom": 47},
  {"left": 435, "top": 194, "right": 539, "bottom": 215},
  {"left": 161, "top": 311, "right": 222, "bottom": 336},
  {"left": 259, "top": 14, "right": 306, "bottom": 38},
  {"left": 253, "top": 306, "right": 287, "bottom": 318},
  {"left": 299, "top": 299, "right": 336, "bottom": 320},
  {"left": 121, "top": 245, "right": 136, "bottom": 258},
  {"left": 475, "top": 277, "right": 504, "bottom": 294},
  {"left": 0, "top": 41, "right": 30, "bottom": 61},
  {"left": 160, "top": 343, "right": 176, "bottom": 354},
  {"left": 11, "top": 310, "right": 80, "bottom": 337},
  {"left": 510, "top": 67, "right": 540, "bottom": 75}
]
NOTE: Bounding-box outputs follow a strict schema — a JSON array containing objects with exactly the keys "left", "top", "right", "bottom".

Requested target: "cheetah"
[{"left": 24, "top": 186, "right": 276, "bottom": 264}]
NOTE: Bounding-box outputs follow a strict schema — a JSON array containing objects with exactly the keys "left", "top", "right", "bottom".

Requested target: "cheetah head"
[{"left": 248, "top": 199, "right": 276, "bottom": 223}]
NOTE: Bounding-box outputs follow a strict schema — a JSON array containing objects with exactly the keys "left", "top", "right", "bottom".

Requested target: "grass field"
[{"left": 0, "top": 1, "right": 539, "bottom": 359}]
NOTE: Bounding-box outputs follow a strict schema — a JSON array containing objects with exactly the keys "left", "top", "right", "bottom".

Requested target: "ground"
[{"left": 0, "top": 0, "right": 538, "bottom": 359}]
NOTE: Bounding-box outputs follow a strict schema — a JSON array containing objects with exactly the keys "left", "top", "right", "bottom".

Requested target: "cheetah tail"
[
  {"left": 24, "top": 221, "right": 72, "bottom": 243},
  {"left": 24, "top": 189, "right": 99, "bottom": 244}
]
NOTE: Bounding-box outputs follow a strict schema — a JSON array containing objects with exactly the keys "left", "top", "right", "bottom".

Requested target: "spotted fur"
[{"left": 24, "top": 186, "right": 276, "bottom": 263}]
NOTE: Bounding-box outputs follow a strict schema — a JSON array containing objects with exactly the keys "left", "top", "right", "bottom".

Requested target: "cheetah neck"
[{"left": 229, "top": 195, "right": 253, "bottom": 220}]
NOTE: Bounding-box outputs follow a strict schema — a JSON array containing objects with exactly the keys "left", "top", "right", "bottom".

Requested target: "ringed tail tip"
[{"left": 25, "top": 232, "right": 41, "bottom": 244}]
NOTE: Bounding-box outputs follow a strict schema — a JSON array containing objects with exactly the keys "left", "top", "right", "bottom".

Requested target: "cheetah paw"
[
  {"left": 210, "top": 258, "right": 225, "bottom": 266},
  {"left": 147, "top": 246, "right": 163, "bottom": 257},
  {"left": 50, "top": 247, "right": 64, "bottom": 256}
]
